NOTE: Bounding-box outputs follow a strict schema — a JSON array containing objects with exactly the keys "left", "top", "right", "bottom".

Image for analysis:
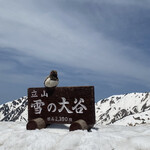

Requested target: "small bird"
[{"left": 44, "top": 70, "right": 59, "bottom": 88}]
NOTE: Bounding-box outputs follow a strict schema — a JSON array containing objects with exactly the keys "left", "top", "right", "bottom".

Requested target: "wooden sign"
[{"left": 27, "top": 86, "right": 95, "bottom": 129}]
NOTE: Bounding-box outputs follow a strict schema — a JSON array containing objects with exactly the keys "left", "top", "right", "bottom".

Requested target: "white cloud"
[{"left": 0, "top": 0, "right": 150, "bottom": 86}]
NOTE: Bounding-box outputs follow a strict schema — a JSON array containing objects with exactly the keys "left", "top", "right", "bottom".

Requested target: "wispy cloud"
[{"left": 0, "top": 0, "right": 150, "bottom": 103}]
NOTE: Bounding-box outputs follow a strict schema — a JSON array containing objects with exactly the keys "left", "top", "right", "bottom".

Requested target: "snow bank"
[{"left": 0, "top": 122, "right": 150, "bottom": 150}]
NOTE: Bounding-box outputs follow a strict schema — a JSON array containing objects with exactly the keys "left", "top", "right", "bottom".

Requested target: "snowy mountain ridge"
[
  {"left": 95, "top": 92, "right": 150, "bottom": 126},
  {"left": 0, "top": 96, "right": 28, "bottom": 122},
  {"left": 0, "top": 92, "right": 150, "bottom": 126}
]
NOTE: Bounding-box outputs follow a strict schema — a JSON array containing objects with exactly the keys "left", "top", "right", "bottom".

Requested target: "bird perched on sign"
[{"left": 44, "top": 70, "right": 59, "bottom": 88}]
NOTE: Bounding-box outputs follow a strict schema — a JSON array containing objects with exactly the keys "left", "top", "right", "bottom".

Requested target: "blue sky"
[{"left": 0, "top": 0, "right": 150, "bottom": 104}]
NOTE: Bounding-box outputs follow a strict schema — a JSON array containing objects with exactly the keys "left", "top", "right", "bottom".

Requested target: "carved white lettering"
[
  {"left": 47, "top": 103, "right": 57, "bottom": 112},
  {"left": 31, "top": 90, "right": 38, "bottom": 98},
  {"left": 72, "top": 98, "right": 87, "bottom": 113},
  {"left": 31, "top": 99, "right": 45, "bottom": 114},
  {"left": 47, "top": 116, "right": 73, "bottom": 122},
  {"left": 58, "top": 97, "right": 73, "bottom": 113},
  {"left": 41, "top": 90, "right": 48, "bottom": 97}
]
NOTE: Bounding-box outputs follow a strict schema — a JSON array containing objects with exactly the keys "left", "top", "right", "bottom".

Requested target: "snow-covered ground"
[{"left": 0, "top": 122, "right": 150, "bottom": 150}]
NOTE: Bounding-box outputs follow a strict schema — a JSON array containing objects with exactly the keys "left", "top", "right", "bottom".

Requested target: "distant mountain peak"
[
  {"left": 0, "top": 96, "right": 28, "bottom": 122},
  {"left": 95, "top": 92, "right": 150, "bottom": 126}
]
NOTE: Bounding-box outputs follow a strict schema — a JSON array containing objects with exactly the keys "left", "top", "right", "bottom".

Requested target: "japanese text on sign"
[{"left": 31, "top": 96, "right": 87, "bottom": 115}]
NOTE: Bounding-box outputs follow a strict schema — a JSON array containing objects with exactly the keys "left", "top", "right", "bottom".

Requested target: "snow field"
[{"left": 0, "top": 122, "right": 150, "bottom": 150}]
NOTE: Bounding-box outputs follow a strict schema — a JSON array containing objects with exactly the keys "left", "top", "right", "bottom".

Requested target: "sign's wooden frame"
[{"left": 27, "top": 86, "right": 95, "bottom": 131}]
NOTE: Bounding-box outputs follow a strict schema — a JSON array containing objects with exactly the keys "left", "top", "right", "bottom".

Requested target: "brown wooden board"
[{"left": 28, "top": 86, "right": 95, "bottom": 126}]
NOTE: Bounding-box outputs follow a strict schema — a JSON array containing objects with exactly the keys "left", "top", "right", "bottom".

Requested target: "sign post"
[{"left": 27, "top": 86, "right": 95, "bottom": 131}]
